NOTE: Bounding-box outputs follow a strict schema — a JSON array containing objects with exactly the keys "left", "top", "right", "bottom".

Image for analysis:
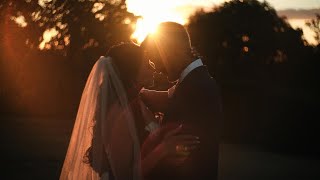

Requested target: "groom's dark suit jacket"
[{"left": 149, "top": 65, "right": 222, "bottom": 180}]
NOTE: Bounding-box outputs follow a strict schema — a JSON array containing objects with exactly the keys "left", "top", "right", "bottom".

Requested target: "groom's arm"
[
  {"left": 139, "top": 88, "right": 169, "bottom": 112},
  {"left": 180, "top": 80, "right": 222, "bottom": 179}
]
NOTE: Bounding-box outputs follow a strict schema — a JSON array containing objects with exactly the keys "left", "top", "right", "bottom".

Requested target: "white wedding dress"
[{"left": 60, "top": 56, "right": 143, "bottom": 180}]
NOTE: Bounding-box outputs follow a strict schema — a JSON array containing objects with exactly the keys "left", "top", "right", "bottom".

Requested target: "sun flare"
[
  {"left": 131, "top": 16, "right": 185, "bottom": 44},
  {"left": 131, "top": 19, "right": 160, "bottom": 44},
  {"left": 127, "top": 0, "right": 191, "bottom": 44}
]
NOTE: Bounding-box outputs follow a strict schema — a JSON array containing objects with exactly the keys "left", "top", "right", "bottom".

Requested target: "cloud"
[{"left": 277, "top": 8, "right": 320, "bottom": 19}]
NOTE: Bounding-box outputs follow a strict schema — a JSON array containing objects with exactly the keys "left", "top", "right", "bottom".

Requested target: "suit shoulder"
[{"left": 194, "top": 75, "right": 219, "bottom": 93}]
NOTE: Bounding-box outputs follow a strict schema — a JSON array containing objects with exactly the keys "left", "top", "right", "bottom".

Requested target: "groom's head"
[{"left": 141, "top": 22, "right": 196, "bottom": 82}]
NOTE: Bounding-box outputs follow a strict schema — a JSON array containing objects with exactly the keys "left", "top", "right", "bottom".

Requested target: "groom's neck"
[
  {"left": 178, "top": 54, "right": 198, "bottom": 72},
  {"left": 167, "top": 55, "right": 196, "bottom": 82}
]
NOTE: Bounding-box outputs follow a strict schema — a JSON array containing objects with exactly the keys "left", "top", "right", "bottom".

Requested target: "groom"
[{"left": 140, "top": 22, "right": 223, "bottom": 180}]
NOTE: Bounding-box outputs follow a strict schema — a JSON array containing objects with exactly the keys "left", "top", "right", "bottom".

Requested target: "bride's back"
[{"left": 83, "top": 43, "right": 146, "bottom": 180}]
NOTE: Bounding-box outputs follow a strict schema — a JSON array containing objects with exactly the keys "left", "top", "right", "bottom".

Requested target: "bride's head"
[{"left": 106, "top": 42, "right": 154, "bottom": 93}]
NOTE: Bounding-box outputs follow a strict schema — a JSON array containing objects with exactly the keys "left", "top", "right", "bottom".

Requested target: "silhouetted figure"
[{"left": 141, "top": 22, "right": 223, "bottom": 180}]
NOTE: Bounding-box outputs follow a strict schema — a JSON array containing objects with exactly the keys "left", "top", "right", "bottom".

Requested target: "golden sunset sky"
[
  {"left": 31, "top": 0, "right": 320, "bottom": 48},
  {"left": 127, "top": 0, "right": 320, "bottom": 44}
]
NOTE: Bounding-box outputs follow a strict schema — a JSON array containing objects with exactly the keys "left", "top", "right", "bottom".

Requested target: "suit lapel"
[
  {"left": 165, "top": 66, "right": 210, "bottom": 123},
  {"left": 173, "top": 65, "right": 208, "bottom": 97}
]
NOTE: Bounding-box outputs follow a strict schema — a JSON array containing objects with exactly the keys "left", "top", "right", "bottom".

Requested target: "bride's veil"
[{"left": 60, "top": 56, "right": 141, "bottom": 180}]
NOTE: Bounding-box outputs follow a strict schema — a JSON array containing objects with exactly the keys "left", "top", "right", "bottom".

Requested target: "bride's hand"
[{"left": 160, "top": 125, "right": 200, "bottom": 157}]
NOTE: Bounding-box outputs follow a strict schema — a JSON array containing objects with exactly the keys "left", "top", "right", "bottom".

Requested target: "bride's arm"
[
  {"left": 140, "top": 142, "right": 167, "bottom": 177},
  {"left": 139, "top": 88, "right": 169, "bottom": 112}
]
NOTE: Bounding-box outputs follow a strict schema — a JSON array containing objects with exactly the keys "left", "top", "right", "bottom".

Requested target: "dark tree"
[
  {"left": 306, "top": 13, "right": 320, "bottom": 45},
  {"left": 187, "top": 0, "right": 306, "bottom": 77},
  {"left": 187, "top": 0, "right": 319, "bottom": 145},
  {"left": 0, "top": 0, "right": 139, "bottom": 116},
  {"left": 1, "top": 0, "right": 137, "bottom": 54}
]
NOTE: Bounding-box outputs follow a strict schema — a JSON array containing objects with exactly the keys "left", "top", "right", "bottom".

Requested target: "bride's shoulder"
[
  {"left": 96, "top": 56, "right": 112, "bottom": 65},
  {"left": 92, "top": 56, "right": 113, "bottom": 72}
]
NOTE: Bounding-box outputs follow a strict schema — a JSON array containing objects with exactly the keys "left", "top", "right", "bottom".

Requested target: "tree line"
[{"left": 1, "top": 0, "right": 319, "bottom": 146}]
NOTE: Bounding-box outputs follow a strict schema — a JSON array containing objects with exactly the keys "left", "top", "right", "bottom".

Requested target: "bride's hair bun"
[{"left": 106, "top": 42, "right": 143, "bottom": 88}]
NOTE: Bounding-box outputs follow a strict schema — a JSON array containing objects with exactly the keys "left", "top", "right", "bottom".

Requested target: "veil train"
[{"left": 60, "top": 56, "right": 141, "bottom": 180}]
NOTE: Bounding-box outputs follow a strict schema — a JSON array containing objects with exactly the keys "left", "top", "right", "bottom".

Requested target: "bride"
[{"left": 59, "top": 43, "right": 199, "bottom": 180}]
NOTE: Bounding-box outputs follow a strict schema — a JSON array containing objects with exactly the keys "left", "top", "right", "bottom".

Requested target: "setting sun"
[
  {"left": 131, "top": 19, "right": 161, "bottom": 43},
  {"left": 126, "top": 0, "right": 209, "bottom": 43},
  {"left": 131, "top": 17, "right": 185, "bottom": 43}
]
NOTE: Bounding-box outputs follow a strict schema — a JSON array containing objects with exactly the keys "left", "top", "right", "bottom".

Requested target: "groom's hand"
[
  {"left": 156, "top": 124, "right": 200, "bottom": 167},
  {"left": 161, "top": 125, "right": 200, "bottom": 157}
]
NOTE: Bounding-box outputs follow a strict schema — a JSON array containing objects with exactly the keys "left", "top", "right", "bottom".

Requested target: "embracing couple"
[{"left": 60, "top": 22, "right": 223, "bottom": 180}]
